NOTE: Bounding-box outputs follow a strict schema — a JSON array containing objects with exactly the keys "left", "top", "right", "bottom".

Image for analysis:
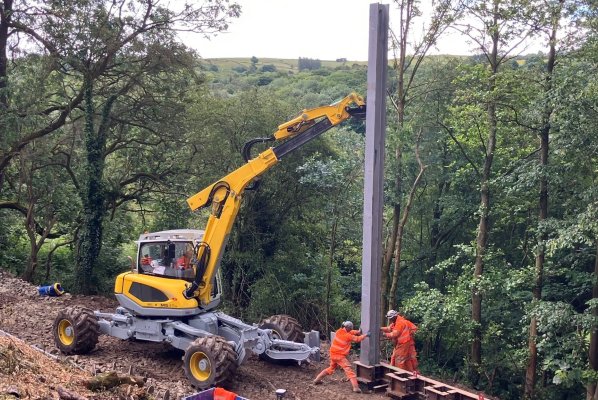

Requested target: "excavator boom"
[
  {"left": 274, "top": 92, "right": 365, "bottom": 140},
  {"left": 185, "top": 93, "right": 366, "bottom": 305}
]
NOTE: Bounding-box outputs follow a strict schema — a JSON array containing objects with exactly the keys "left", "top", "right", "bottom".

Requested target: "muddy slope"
[{"left": 0, "top": 270, "right": 385, "bottom": 400}]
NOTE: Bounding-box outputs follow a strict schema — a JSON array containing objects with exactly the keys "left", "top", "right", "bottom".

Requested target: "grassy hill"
[{"left": 200, "top": 57, "right": 367, "bottom": 74}]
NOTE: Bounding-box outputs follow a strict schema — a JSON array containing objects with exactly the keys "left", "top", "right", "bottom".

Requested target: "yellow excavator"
[{"left": 51, "top": 93, "right": 366, "bottom": 389}]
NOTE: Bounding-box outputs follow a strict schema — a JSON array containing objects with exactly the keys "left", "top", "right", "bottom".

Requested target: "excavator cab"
[
  {"left": 138, "top": 240, "right": 195, "bottom": 280},
  {"left": 113, "top": 229, "right": 223, "bottom": 315}
]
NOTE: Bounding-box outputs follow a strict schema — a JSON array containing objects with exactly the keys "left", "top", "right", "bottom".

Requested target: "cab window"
[{"left": 138, "top": 242, "right": 195, "bottom": 280}]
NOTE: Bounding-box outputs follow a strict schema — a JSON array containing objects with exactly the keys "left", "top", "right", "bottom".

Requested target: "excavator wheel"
[
  {"left": 52, "top": 306, "right": 99, "bottom": 355},
  {"left": 259, "top": 314, "right": 305, "bottom": 342},
  {"left": 183, "top": 336, "right": 238, "bottom": 389},
  {"left": 259, "top": 314, "right": 305, "bottom": 363}
]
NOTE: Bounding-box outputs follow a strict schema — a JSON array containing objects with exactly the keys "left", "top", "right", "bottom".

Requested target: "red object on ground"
[{"left": 214, "top": 387, "right": 239, "bottom": 400}]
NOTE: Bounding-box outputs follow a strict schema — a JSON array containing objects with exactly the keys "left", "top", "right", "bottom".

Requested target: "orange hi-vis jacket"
[
  {"left": 382, "top": 316, "right": 418, "bottom": 371},
  {"left": 383, "top": 316, "right": 417, "bottom": 344},
  {"left": 330, "top": 327, "right": 367, "bottom": 357}
]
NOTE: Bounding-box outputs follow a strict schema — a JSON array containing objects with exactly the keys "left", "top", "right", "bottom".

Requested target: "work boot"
[
  {"left": 350, "top": 378, "right": 362, "bottom": 393},
  {"left": 313, "top": 370, "right": 327, "bottom": 385}
]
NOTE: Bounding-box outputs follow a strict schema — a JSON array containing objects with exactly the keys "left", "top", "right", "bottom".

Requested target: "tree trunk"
[
  {"left": 74, "top": 79, "right": 115, "bottom": 294},
  {"left": 325, "top": 207, "right": 338, "bottom": 337},
  {"left": 388, "top": 137, "right": 426, "bottom": 309},
  {"left": 0, "top": 0, "right": 10, "bottom": 109},
  {"left": 22, "top": 203, "right": 39, "bottom": 282},
  {"left": 21, "top": 177, "right": 57, "bottom": 282},
  {"left": 471, "top": 143, "right": 493, "bottom": 383},
  {"left": 382, "top": 147, "right": 402, "bottom": 313},
  {"left": 22, "top": 247, "right": 38, "bottom": 282},
  {"left": 22, "top": 216, "right": 56, "bottom": 282},
  {"left": 471, "top": 89, "right": 497, "bottom": 375},
  {"left": 0, "top": 0, "right": 12, "bottom": 191},
  {"left": 385, "top": 0, "right": 449, "bottom": 312},
  {"left": 471, "top": 2, "right": 499, "bottom": 380},
  {"left": 429, "top": 145, "right": 450, "bottom": 287},
  {"left": 384, "top": 0, "right": 410, "bottom": 313},
  {"left": 587, "top": 241, "right": 598, "bottom": 400},
  {"left": 524, "top": 13, "right": 558, "bottom": 398}
]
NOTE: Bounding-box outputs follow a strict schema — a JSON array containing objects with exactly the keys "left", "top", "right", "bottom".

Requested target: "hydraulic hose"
[
  {"left": 242, "top": 137, "right": 275, "bottom": 162},
  {"left": 242, "top": 136, "right": 274, "bottom": 191},
  {"left": 183, "top": 242, "right": 211, "bottom": 300}
]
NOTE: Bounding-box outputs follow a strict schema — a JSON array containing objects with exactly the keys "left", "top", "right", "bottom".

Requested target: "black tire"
[
  {"left": 182, "top": 336, "right": 237, "bottom": 389},
  {"left": 259, "top": 314, "right": 305, "bottom": 342},
  {"left": 259, "top": 314, "right": 305, "bottom": 363},
  {"left": 52, "top": 306, "right": 99, "bottom": 355}
]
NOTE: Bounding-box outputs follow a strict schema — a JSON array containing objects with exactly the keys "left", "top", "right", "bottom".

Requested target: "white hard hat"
[
  {"left": 342, "top": 321, "right": 354, "bottom": 330},
  {"left": 386, "top": 309, "right": 399, "bottom": 319}
]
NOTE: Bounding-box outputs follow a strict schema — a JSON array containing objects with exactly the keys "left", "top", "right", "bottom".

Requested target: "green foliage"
[
  {"left": 232, "top": 65, "right": 248, "bottom": 74},
  {"left": 260, "top": 64, "right": 277, "bottom": 73},
  {"left": 0, "top": 214, "right": 29, "bottom": 275},
  {"left": 525, "top": 299, "right": 594, "bottom": 399},
  {"left": 0, "top": 0, "right": 596, "bottom": 395},
  {"left": 298, "top": 57, "right": 322, "bottom": 71}
]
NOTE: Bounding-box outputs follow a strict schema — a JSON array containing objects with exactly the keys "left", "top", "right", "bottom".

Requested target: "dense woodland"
[{"left": 0, "top": 0, "right": 596, "bottom": 399}]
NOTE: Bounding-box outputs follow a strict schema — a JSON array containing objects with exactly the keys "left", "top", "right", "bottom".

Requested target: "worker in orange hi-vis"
[
  {"left": 313, "top": 321, "right": 369, "bottom": 393},
  {"left": 381, "top": 309, "right": 418, "bottom": 372}
]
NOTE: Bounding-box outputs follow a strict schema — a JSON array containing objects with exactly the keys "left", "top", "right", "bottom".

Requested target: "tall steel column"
[{"left": 359, "top": 3, "right": 388, "bottom": 366}]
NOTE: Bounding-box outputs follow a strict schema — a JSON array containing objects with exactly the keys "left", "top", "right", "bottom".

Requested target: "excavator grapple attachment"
[{"left": 347, "top": 104, "right": 367, "bottom": 119}]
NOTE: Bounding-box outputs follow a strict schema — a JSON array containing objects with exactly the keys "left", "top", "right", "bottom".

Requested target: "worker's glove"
[{"left": 365, "top": 331, "right": 371, "bottom": 338}]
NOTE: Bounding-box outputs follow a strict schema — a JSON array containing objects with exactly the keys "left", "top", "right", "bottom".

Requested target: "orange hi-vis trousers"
[
  {"left": 391, "top": 340, "right": 418, "bottom": 371},
  {"left": 323, "top": 354, "right": 356, "bottom": 379}
]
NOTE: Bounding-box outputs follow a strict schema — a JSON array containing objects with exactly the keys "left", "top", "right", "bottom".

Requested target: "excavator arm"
[{"left": 185, "top": 93, "right": 366, "bottom": 305}]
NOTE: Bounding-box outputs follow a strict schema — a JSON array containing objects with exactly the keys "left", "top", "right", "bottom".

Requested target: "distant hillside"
[
  {"left": 200, "top": 57, "right": 367, "bottom": 74},
  {"left": 198, "top": 55, "right": 516, "bottom": 75}
]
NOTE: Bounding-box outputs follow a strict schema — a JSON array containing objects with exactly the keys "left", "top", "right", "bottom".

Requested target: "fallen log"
[{"left": 84, "top": 371, "right": 145, "bottom": 391}]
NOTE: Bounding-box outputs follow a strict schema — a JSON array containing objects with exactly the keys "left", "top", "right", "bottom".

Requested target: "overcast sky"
[{"left": 183, "top": 0, "right": 477, "bottom": 61}]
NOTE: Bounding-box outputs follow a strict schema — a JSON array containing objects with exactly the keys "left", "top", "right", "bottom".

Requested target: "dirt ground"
[{"left": 0, "top": 270, "right": 388, "bottom": 400}]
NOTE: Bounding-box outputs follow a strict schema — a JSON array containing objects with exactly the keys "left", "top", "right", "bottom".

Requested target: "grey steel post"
[{"left": 359, "top": 3, "right": 388, "bottom": 366}]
